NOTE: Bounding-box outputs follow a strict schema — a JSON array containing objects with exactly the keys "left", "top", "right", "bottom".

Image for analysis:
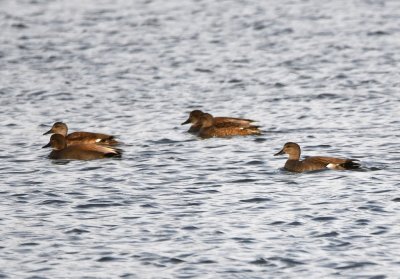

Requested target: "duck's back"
[
  {"left": 190, "top": 120, "right": 258, "bottom": 135},
  {"left": 304, "top": 156, "right": 360, "bottom": 170},
  {"left": 67, "top": 132, "right": 118, "bottom": 145},
  {"left": 199, "top": 126, "right": 260, "bottom": 138},
  {"left": 285, "top": 156, "right": 359, "bottom": 172},
  {"left": 214, "top": 117, "right": 254, "bottom": 127}
]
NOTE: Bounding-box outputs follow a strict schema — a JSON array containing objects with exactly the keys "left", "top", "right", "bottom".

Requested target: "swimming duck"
[
  {"left": 43, "top": 134, "right": 121, "bottom": 160},
  {"left": 182, "top": 110, "right": 257, "bottom": 134},
  {"left": 274, "top": 142, "right": 360, "bottom": 172},
  {"left": 43, "top": 122, "right": 118, "bottom": 146},
  {"left": 197, "top": 113, "right": 261, "bottom": 138}
]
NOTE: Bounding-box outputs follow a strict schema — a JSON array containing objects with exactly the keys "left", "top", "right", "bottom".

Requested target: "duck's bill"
[
  {"left": 43, "top": 129, "right": 53, "bottom": 135},
  {"left": 274, "top": 149, "right": 285, "bottom": 156},
  {"left": 181, "top": 118, "right": 191, "bottom": 125},
  {"left": 42, "top": 142, "right": 51, "bottom": 148}
]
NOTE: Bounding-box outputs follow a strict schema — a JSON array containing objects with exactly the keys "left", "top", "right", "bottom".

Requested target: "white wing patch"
[
  {"left": 327, "top": 163, "right": 338, "bottom": 169},
  {"left": 95, "top": 139, "right": 101, "bottom": 143}
]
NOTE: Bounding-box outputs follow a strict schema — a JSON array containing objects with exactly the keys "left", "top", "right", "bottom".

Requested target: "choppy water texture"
[{"left": 1, "top": 0, "right": 400, "bottom": 278}]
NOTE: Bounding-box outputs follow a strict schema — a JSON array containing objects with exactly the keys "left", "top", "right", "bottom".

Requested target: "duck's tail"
[
  {"left": 246, "top": 126, "right": 262, "bottom": 135},
  {"left": 340, "top": 159, "right": 361, "bottom": 170},
  {"left": 104, "top": 148, "right": 123, "bottom": 158}
]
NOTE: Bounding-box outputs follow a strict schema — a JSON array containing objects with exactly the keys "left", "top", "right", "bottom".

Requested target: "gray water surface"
[{"left": 1, "top": 0, "right": 400, "bottom": 278}]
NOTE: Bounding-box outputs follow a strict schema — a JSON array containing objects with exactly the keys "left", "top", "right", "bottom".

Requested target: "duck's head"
[
  {"left": 181, "top": 110, "right": 204, "bottom": 125},
  {"left": 43, "top": 122, "right": 68, "bottom": 136},
  {"left": 42, "top": 134, "right": 67, "bottom": 150},
  {"left": 274, "top": 142, "right": 301, "bottom": 159}
]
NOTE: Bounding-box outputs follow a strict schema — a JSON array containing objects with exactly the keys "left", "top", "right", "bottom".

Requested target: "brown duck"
[
  {"left": 182, "top": 110, "right": 257, "bottom": 134},
  {"left": 43, "top": 122, "right": 118, "bottom": 146},
  {"left": 197, "top": 113, "right": 261, "bottom": 138},
  {"left": 43, "top": 134, "right": 121, "bottom": 160},
  {"left": 274, "top": 142, "right": 360, "bottom": 172}
]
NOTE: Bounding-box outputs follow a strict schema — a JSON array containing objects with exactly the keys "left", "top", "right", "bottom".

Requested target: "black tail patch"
[
  {"left": 104, "top": 148, "right": 122, "bottom": 158},
  {"left": 341, "top": 159, "right": 361, "bottom": 170}
]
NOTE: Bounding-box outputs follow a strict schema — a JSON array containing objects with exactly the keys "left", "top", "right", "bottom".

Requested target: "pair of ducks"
[
  {"left": 42, "top": 122, "right": 121, "bottom": 160},
  {"left": 181, "top": 110, "right": 261, "bottom": 138},
  {"left": 42, "top": 111, "right": 361, "bottom": 172}
]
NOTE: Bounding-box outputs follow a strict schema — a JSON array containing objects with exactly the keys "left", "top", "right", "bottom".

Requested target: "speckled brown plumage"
[
  {"left": 182, "top": 110, "right": 258, "bottom": 134},
  {"left": 197, "top": 113, "right": 261, "bottom": 138}
]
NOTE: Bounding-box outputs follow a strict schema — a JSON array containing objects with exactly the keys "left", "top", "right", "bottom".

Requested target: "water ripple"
[{"left": 0, "top": 0, "right": 399, "bottom": 278}]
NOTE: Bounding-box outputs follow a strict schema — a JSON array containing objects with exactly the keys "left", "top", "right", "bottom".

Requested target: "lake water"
[{"left": 1, "top": 0, "right": 400, "bottom": 278}]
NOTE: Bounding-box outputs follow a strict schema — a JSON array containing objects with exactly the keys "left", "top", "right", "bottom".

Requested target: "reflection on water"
[{"left": 1, "top": 0, "right": 399, "bottom": 278}]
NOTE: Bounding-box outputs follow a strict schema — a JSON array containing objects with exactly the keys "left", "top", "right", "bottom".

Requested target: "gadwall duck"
[
  {"left": 182, "top": 110, "right": 257, "bottom": 134},
  {"left": 274, "top": 142, "right": 360, "bottom": 172},
  {"left": 43, "top": 134, "right": 121, "bottom": 160},
  {"left": 197, "top": 113, "right": 261, "bottom": 138},
  {"left": 43, "top": 122, "right": 118, "bottom": 146}
]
